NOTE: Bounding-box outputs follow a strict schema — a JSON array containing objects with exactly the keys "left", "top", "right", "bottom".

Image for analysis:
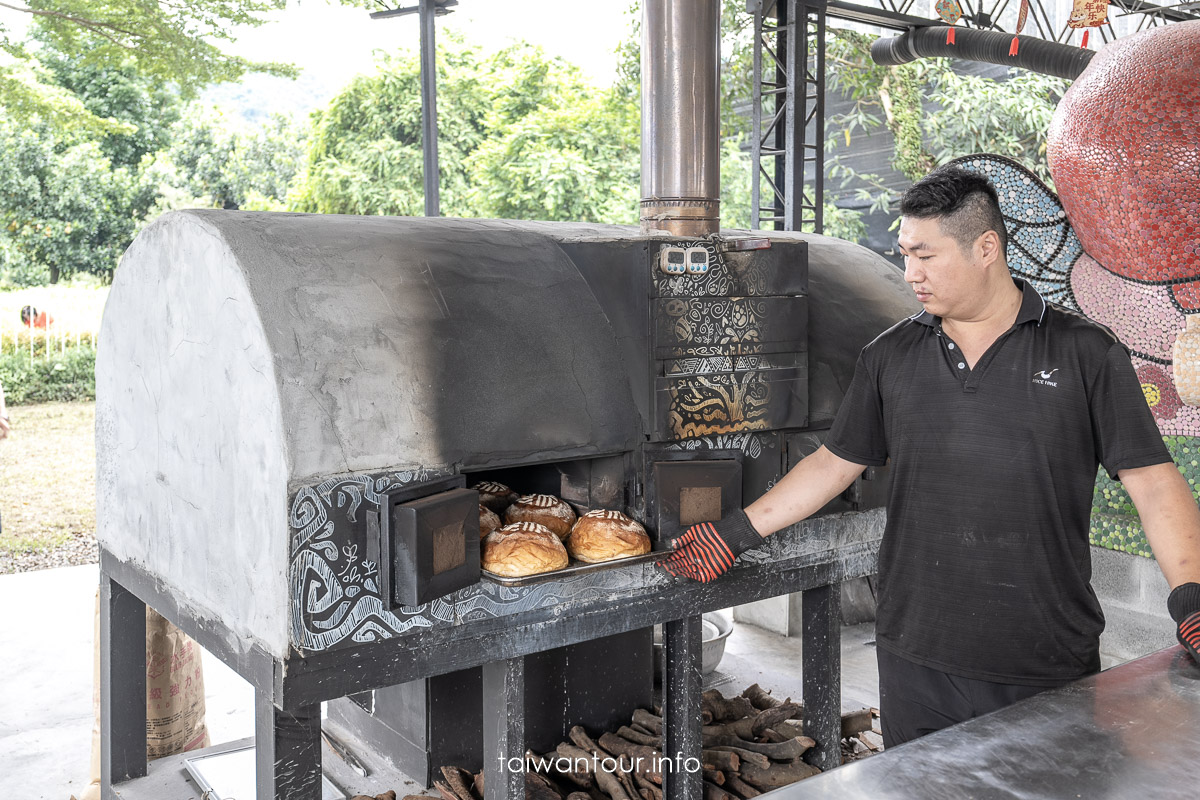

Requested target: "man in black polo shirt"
[{"left": 660, "top": 165, "right": 1200, "bottom": 746}]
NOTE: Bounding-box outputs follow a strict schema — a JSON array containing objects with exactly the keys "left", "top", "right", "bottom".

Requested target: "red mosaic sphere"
[{"left": 1048, "top": 22, "right": 1200, "bottom": 285}]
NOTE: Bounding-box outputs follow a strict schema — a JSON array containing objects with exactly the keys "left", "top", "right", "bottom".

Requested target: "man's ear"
[{"left": 977, "top": 229, "right": 1004, "bottom": 268}]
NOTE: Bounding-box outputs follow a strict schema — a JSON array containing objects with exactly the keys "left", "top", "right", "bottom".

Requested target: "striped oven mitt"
[
  {"left": 659, "top": 509, "right": 764, "bottom": 583},
  {"left": 1168, "top": 582, "right": 1200, "bottom": 662}
]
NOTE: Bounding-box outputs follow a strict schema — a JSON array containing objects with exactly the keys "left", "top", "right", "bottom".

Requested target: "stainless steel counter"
[{"left": 773, "top": 646, "right": 1200, "bottom": 800}]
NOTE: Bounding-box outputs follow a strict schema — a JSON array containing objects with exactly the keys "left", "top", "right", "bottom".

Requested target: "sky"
[
  {"left": 0, "top": 1, "right": 637, "bottom": 121},
  {"left": 196, "top": 0, "right": 638, "bottom": 122},
  {"left": 229, "top": 0, "right": 636, "bottom": 88}
]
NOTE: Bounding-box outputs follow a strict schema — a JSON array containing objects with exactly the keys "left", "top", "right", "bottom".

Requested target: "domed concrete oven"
[
  {"left": 94, "top": 3, "right": 918, "bottom": 799},
  {"left": 95, "top": 213, "right": 914, "bottom": 800}
]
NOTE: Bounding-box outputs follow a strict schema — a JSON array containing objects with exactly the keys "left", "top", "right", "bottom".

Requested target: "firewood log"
[
  {"left": 749, "top": 702, "right": 803, "bottom": 738},
  {"left": 598, "top": 733, "right": 663, "bottom": 785},
  {"left": 570, "top": 727, "right": 639, "bottom": 799},
  {"left": 741, "top": 684, "right": 782, "bottom": 710},
  {"left": 723, "top": 773, "right": 761, "bottom": 798},
  {"left": 702, "top": 780, "right": 739, "bottom": 800},
  {"left": 557, "top": 743, "right": 634, "bottom": 800},
  {"left": 702, "top": 690, "right": 757, "bottom": 723},
  {"left": 705, "top": 745, "right": 769, "bottom": 769},
  {"left": 551, "top": 744, "right": 602, "bottom": 789},
  {"left": 760, "top": 729, "right": 788, "bottom": 744},
  {"left": 633, "top": 771, "right": 663, "bottom": 800},
  {"left": 738, "top": 759, "right": 822, "bottom": 789},
  {"left": 529, "top": 748, "right": 591, "bottom": 788},
  {"left": 617, "top": 726, "right": 661, "bottom": 748},
  {"left": 440, "top": 765, "right": 476, "bottom": 800},
  {"left": 474, "top": 772, "right": 485, "bottom": 798},
  {"left": 528, "top": 772, "right": 565, "bottom": 800},
  {"left": 707, "top": 734, "right": 814, "bottom": 761},
  {"left": 569, "top": 726, "right": 606, "bottom": 755},
  {"left": 566, "top": 794, "right": 592, "bottom": 800},
  {"left": 432, "top": 780, "right": 462, "bottom": 800},
  {"left": 700, "top": 750, "right": 738, "bottom": 772},
  {"left": 375, "top": 794, "right": 397, "bottom": 800},
  {"left": 631, "top": 709, "right": 662, "bottom": 736},
  {"left": 767, "top": 720, "right": 805, "bottom": 740},
  {"left": 630, "top": 723, "right": 656, "bottom": 737},
  {"left": 841, "top": 708, "right": 873, "bottom": 738},
  {"left": 702, "top": 769, "right": 724, "bottom": 785}
]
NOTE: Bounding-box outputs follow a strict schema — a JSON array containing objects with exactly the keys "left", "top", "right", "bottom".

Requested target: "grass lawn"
[{"left": 0, "top": 401, "right": 96, "bottom": 566}]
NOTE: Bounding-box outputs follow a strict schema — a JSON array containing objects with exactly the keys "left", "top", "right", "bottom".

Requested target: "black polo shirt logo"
[{"left": 1032, "top": 368, "right": 1060, "bottom": 387}]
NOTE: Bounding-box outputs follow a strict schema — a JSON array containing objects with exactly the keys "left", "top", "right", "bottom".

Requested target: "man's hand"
[
  {"left": 1168, "top": 582, "right": 1200, "bottom": 662},
  {"left": 658, "top": 509, "right": 765, "bottom": 583}
]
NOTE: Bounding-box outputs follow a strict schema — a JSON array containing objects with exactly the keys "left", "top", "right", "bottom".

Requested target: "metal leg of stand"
[
  {"left": 100, "top": 573, "right": 147, "bottom": 796},
  {"left": 255, "top": 691, "right": 322, "bottom": 800},
  {"left": 802, "top": 582, "right": 842, "bottom": 771},
  {"left": 483, "top": 655, "right": 526, "bottom": 800},
  {"left": 663, "top": 614, "right": 704, "bottom": 800},
  {"left": 101, "top": 574, "right": 147, "bottom": 798}
]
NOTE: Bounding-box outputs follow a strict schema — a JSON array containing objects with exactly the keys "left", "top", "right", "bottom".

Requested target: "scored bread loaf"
[
  {"left": 567, "top": 510, "right": 651, "bottom": 563},
  {"left": 504, "top": 494, "right": 577, "bottom": 539},
  {"left": 482, "top": 522, "right": 569, "bottom": 577},
  {"left": 473, "top": 481, "right": 519, "bottom": 513},
  {"left": 479, "top": 504, "right": 501, "bottom": 539}
]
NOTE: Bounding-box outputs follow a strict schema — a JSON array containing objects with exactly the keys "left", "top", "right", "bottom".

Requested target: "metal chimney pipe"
[{"left": 641, "top": 0, "right": 721, "bottom": 237}]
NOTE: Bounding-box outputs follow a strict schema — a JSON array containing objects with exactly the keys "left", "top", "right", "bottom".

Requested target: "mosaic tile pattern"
[
  {"left": 1091, "top": 436, "right": 1200, "bottom": 555},
  {"left": 1047, "top": 24, "right": 1200, "bottom": 298},
  {"left": 950, "top": 154, "right": 1082, "bottom": 310}
]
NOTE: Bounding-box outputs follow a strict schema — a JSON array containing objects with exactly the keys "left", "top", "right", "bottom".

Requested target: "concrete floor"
[{"left": 0, "top": 564, "right": 877, "bottom": 800}]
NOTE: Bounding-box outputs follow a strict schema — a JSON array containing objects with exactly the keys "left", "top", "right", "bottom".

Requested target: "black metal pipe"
[
  {"left": 418, "top": 0, "right": 440, "bottom": 217},
  {"left": 641, "top": 0, "right": 721, "bottom": 236},
  {"left": 870, "top": 26, "right": 1095, "bottom": 81}
]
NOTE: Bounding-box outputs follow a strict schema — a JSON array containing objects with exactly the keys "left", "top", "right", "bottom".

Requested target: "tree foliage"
[
  {"left": 169, "top": 108, "right": 307, "bottom": 211},
  {"left": 0, "top": 0, "right": 311, "bottom": 131},
  {"left": 294, "top": 40, "right": 643, "bottom": 224},
  {"left": 0, "top": 120, "right": 152, "bottom": 285}
]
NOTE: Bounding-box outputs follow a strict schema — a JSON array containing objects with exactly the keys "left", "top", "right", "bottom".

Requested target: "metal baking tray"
[{"left": 481, "top": 549, "right": 669, "bottom": 586}]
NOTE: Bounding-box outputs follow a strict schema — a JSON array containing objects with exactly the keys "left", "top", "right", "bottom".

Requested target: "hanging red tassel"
[
  {"left": 947, "top": 27, "right": 956, "bottom": 45},
  {"left": 1009, "top": 36, "right": 1019, "bottom": 56},
  {"left": 1081, "top": 29, "right": 1090, "bottom": 48}
]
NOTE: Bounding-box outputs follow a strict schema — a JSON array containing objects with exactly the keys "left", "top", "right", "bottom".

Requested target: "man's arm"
[
  {"left": 1121, "top": 462, "right": 1200, "bottom": 661},
  {"left": 745, "top": 445, "right": 868, "bottom": 536},
  {"left": 1121, "top": 462, "right": 1200, "bottom": 588},
  {"left": 659, "top": 446, "right": 866, "bottom": 582}
]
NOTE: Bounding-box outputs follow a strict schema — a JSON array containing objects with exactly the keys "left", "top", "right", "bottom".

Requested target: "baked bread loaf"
[
  {"left": 479, "top": 504, "right": 501, "bottom": 539},
  {"left": 504, "top": 494, "right": 577, "bottom": 539},
  {"left": 474, "top": 481, "right": 518, "bottom": 513},
  {"left": 482, "top": 522, "right": 569, "bottom": 577},
  {"left": 567, "top": 510, "right": 652, "bottom": 563}
]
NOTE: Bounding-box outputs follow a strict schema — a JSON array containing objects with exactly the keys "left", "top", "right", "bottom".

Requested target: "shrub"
[{"left": 0, "top": 346, "right": 96, "bottom": 404}]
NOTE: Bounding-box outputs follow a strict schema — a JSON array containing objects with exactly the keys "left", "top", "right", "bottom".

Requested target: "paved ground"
[
  {"left": 0, "top": 565, "right": 255, "bottom": 800},
  {"left": 0, "top": 564, "right": 879, "bottom": 800}
]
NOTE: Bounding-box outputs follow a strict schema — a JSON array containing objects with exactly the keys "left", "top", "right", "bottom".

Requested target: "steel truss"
[{"left": 749, "top": 0, "right": 1200, "bottom": 233}]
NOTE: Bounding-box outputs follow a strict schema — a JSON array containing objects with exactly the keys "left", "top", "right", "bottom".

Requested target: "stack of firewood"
[{"left": 410, "top": 684, "right": 878, "bottom": 800}]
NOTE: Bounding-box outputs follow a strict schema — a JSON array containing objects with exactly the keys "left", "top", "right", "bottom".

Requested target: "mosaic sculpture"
[{"left": 958, "top": 23, "right": 1200, "bottom": 555}]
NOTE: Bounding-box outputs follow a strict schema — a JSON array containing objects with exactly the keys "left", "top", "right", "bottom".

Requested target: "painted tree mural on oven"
[
  {"left": 955, "top": 23, "right": 1200, "bottom": 556},
  {"left": 654, "top": 238, "right": 805, "bottom": 440}
]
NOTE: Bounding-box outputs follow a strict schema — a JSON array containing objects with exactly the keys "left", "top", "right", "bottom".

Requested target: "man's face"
[{"left": 897, "top": 215, "right": 986, "bottom": 321}]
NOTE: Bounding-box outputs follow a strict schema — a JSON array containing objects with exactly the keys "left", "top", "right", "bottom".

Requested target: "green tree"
[
  {"left": 33, "top": 32, "right": 182, "bottom": 170},
  {"left": 467, "top": 47, "right": 640, "bottom": 223},
  {"left": 291, "top": 39, "right": 490, "bottom": 217},
  {"left": 0, "top": 120, "right": 151, "bottom": 285},
  {"left": 169, "top": 108, "right": 307, "bottom": 211},
  {"left": 293, "top": 40, "right": 643, "bottom": 224},
  {"left": 0, "top": 0, "right": 322, "bottom": 133}
]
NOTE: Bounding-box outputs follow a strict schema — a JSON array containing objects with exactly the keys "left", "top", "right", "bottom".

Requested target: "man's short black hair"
[{"left": 899, "top": 165, "right": 1008, "bottom": 256}]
